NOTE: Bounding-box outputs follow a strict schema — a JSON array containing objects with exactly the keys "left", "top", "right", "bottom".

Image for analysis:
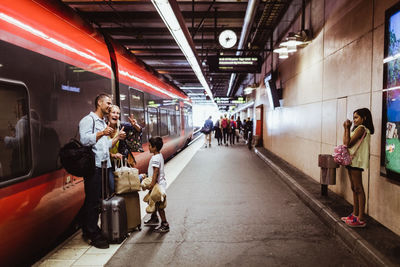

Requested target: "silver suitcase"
[{"left": 101, "top": 161, "right": 128, "bottom": 243}]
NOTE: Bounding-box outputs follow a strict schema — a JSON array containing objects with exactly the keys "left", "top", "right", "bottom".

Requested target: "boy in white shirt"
[{"left": 144, "top": 137, "right": 169, "bottom": 232}]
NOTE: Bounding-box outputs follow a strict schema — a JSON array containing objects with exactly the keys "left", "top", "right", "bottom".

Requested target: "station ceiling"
[{"left": 61, "top": 0, "right": 292, "bottom": 102}]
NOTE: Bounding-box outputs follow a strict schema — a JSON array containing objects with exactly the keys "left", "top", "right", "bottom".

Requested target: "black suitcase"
[{"left": 101, "top": 161, "right": 128, "bottom": 243}]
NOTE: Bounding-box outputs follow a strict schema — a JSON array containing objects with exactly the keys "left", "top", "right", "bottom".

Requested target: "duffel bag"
[{"left": 114, "top": 158, "right": 141, "bottom": 194}]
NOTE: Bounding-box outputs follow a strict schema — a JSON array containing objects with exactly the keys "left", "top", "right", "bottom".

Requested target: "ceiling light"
[
  {"left": 279, "top": 51, "right": 288, "bottom": 59},
  {"left": 151, "top": 0, "right": 215, "bottom": 104}
]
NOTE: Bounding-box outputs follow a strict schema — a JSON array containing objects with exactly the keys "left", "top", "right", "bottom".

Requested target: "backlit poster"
[{"left": 382, "top": 1, "right": 400, "bottom": 182}]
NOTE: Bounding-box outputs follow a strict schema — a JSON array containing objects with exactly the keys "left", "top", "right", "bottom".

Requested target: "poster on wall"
[{"left": 382, "top": 1, "right": 400, "bottom": 182}]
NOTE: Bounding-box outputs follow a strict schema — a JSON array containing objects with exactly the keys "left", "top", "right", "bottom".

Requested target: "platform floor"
[
  {"left": 34, "top": 137, "right": 204, "bottom": 267},
  {"left": 106, "top": 139, "right": 363, "bottom": 266}
]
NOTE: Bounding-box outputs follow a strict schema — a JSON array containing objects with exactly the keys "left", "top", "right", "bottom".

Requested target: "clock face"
[{"left": 219, "top": 30, "right": 237, "bottom": 49}]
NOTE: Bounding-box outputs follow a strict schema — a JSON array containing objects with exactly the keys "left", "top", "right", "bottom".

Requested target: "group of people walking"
[{"left": 203, "top": 114, "right": 253, "bottom": 147}]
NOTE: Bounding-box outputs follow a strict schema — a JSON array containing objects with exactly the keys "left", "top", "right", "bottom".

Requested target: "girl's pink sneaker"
[
  {"left": 340, "top": 213, "right": 354, "bottom": 223},
  {"left": 346, "top": 217, "right": 366, "bottom": 228}
]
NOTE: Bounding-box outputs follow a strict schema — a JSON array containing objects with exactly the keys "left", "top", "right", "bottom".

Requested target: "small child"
[{"left": 143, "top": 137, "right": 169, "bottom": 233}]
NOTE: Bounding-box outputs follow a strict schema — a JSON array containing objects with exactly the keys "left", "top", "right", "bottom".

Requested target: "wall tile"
[
  {"left": 338, "top": 33, "right": 373, "bottom": 98},
  {"left": 347, "top": 93, "right": 371, "bottom": 119},
  {"left": 371, "top": 91, "right": 382, "bottom": 157},
  {"left": 336, "top": 97, "right": 347, "bottom": 145},
  {"left": 298, "top": 62, "right": 324, "bottom": 104},
  {"left": 322, "top": 99, "right": 337, "bottom": 145},
  {"left": 324, "top": 0, "right": 373, "bottom": 57},
  {"left": 323, "top": 50, "right": 343, "bottom": 100},
  {"left": 372, "top": 25, "right": 384, "bottom": 93}
]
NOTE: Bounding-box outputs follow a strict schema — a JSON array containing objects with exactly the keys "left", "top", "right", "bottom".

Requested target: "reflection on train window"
[
  {"left": 148, "top": 107, "right": 159, "bottom": 138},
  {"left": 129, "top": 88, "right": 146, "bottom": 143},
  {"left": 176, "top": 111, "right": 181, "bottom": 133},
  {"left": 160, "top": 109, "right": 168, "bottom": 136},
  {"left": 0, "top": 81, "right": 32, "bottom": 181},
  {"left": 168, "top": 110, "right": 176, "bottom": 136}
]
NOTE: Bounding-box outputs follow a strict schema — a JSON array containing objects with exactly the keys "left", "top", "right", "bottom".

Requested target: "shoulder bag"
[{"left": 59, "top": 117, "right": 95, "bottom": 177}]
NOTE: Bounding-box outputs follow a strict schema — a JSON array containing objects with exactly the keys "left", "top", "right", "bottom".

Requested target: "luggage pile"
[{"left": 100, "top": 159, "right": 142, "bottom": 244}]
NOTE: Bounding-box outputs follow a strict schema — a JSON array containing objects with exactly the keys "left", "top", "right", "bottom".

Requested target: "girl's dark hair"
[
  {"left": 149, "top": 137, "right": 163, "bottom": 151},
  {"left": 353, "top": 108, "right": 374, "bottom": 134}
]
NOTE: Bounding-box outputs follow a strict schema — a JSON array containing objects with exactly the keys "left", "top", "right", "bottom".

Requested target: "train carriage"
[{"left": 0, "top": 0, "right": 192, "bottom": 265}]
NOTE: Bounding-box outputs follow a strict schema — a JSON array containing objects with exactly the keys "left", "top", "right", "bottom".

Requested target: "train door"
[{"left": 255, "top": 105, "right": 263, "bottom": 147}]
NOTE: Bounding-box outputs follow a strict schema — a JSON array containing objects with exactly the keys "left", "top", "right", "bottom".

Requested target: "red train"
[{"left": 0, "top": 0, "right": 193, "bottom": 265}]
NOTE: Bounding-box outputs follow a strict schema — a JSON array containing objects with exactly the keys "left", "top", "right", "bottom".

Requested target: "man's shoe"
[
  {"left": 90, "top": 235, "right": 109, "bottom": 249},
  {"left": 154, "top": 222, "right": 169, "bottom": 233},
  {"left": 144, "top": 215, "right": 159, "bottom": 226}
]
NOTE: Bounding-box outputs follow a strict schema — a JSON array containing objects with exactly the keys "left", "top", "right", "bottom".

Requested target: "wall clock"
[{"left": 219, "top": 29, "right": 237, "bottom": 49}]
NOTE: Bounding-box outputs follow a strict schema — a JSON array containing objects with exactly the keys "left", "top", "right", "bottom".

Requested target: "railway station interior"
[{"left": 1, "top": 0, "right": 400, "bottom": 266}]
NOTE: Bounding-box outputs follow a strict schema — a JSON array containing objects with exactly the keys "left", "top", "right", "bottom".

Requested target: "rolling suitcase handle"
[{"left": 101, "top": 160, "right": 110, "bottom": 200}]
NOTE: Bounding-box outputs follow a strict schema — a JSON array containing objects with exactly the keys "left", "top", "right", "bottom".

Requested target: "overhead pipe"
[{"left": 226, "top": 0, "right": 259, "bottom": 96}]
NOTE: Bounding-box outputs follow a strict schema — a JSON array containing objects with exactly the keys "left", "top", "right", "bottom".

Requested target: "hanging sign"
[{"left": 208, "top": 56, "right": 262, "bottom": 73}]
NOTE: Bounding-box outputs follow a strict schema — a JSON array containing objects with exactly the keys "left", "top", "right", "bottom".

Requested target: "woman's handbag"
[
  {"left": 333, "top": 130, "right": 366, "bottom": 166},
  {"left": 114, "top": 158, "right": 141, "bottom": 194}
]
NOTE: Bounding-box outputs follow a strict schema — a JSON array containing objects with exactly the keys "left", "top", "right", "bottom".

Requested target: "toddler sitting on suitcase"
[{"left": 143, "top": 137, "right": 169, "bottom": 233}]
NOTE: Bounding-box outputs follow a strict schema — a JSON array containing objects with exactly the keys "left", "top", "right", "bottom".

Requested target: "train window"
[
  {"left": 176, "top": 111, "right": 181, "bottom": 133},
  {"left": 0, "top": 80, "right": 32, "bottom": 181},
  {"left": 129, "top": 88, "right": 147, "bottom": 143},
  {"left": 168, "top": 110, "right": 176, "bottom": 136},
  {"left": 160, "top": 109, "right": 168, "bottom": 136},
  {"left": 148, "top": 107, "right": 159, "bottom": 138}
]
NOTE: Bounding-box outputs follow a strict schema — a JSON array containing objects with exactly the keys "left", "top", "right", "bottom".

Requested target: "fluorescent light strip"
[
  {"left": 232, "top": 101, "right": 254, "bottom": 114},
  {"left": 383, "top": 86, "right": 400, "bottom": 92},
  {"left": 383, "top": 52, "right": 400, "bottom": 64},
  {"left": 119, "top": 70, "right": 188, "bottom": 100},
  {"left": 151, "top": 0, "right": 214, "bottom": 103}
]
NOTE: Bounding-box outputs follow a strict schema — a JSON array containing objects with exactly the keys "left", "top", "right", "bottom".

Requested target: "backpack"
[
  {"left": 221, "top": 118, "right": 228, "bottom": 129},
  {"left": 59, "top": 116, "right": 95, "bottom": 177}
]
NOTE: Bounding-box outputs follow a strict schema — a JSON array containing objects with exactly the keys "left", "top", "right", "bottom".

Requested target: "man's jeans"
[{"left": 82, "top": 167, "right": 102, "bottom": 237}]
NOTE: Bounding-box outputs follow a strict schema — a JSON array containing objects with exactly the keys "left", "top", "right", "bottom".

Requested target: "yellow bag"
[{"left": 114, "top": 158, "right": 141, "bottom": 194}]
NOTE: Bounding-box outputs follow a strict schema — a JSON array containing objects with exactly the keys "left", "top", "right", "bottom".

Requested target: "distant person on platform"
[
  {"left": 221, "top": 114, "right": 230, "bottom": 146},
  {"left": 214, "top": 116, "right": 223, "bottom": 145},
  {"left": 236, "top": 116, "right": 242, "bottom": 142},
  {"left": 245, "top": 117, "right": 253, "bottom": 141},
  {"left": 203, "top": 116, "right": 213, "bottom": 148},
  {"left": 79, "top": 93, "right": 125, "bottom": 249}
]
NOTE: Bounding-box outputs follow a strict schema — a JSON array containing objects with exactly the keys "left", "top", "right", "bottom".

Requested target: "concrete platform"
[
  {"left": 254, "top": 147, "right": 400, "bottom": 267},
  {"left": 106, "top": 139, "right": 367, "bottom": 266}
]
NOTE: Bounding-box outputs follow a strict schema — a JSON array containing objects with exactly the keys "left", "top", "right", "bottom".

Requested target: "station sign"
[
  {"left": 214, "top": 97, "right": 246, "bottom": 105},
  {"left": 207, "top": 56, "right": 262, "bottom": 73}
]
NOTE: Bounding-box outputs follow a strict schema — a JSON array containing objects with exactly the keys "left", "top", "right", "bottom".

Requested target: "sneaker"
[
  {"left": 154, "top": 222, "right": 169, "bottom": 233},
  {"left": 204, "top": 144, "right": 207, "bottom": 148},
  {"left": 341, "top": 213, "right": 354, "bottom": 223},
  {"left": 209, "top": 144, "right": 211, "bottom": 148},
  {"left": 144, "top": 215, "right": 159, "bottom": 226},
  {"left": 346, "top": 217, "right": 366, "bottom": 228},
  {"left": 90, "top": 235, "right": 109, "bottom": 249}
]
